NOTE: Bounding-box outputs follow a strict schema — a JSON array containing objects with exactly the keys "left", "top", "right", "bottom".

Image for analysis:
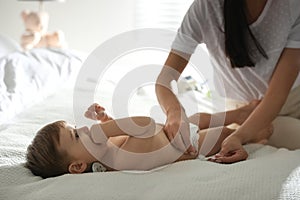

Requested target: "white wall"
[{"left": 0, "top": 0, "right": 136, "bottom": 53}]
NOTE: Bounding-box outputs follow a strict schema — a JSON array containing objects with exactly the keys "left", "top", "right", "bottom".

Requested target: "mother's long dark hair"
[{"left": 223, "top": 0, "right": 268, "bottom": 68}]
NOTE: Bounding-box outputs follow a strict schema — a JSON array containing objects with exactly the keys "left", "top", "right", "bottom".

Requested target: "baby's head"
[{"left": 25, "top": 121, "right": 96, "bottom": 178}]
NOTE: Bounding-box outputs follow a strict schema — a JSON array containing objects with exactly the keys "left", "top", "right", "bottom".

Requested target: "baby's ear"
[{"left": 68, "top": 161, "right": 87, "bottom": 174}]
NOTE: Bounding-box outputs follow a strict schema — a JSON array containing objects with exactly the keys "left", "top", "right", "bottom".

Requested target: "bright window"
[{"left": 134, "top": 0, "right": 194, "bottom": 30}]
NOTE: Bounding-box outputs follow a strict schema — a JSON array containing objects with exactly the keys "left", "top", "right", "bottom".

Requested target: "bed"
[
  {"left": 0, "top": 35, "right": 299, "bottom": 200},
  {"left": 0, "top": 34, "right": 84, "bottom": 124}
]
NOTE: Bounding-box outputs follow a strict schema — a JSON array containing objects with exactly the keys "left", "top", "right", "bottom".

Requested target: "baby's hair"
[{"left": 25, "top": 120, "right": 71, "bottom": 178}]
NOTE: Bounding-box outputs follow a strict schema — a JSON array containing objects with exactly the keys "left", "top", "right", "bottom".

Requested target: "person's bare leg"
[
  {"left": 197, "top": 123, "right": 273, "bottom": 157},
  {"left": 197, "top": 126, "right": 234, "bottom": 157},
  {"left": 188, "top": 100, "right": 260, "bottom": 129},
  {"left": 248, "top": 124, "right": 274, "bottom": 144}
]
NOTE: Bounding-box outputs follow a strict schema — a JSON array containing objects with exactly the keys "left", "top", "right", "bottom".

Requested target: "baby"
[{"left": 25, "top": 101, "right": 273, "bottom": 178}]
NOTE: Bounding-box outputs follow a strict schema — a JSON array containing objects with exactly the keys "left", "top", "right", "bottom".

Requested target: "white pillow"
[{"left": 0, "top": 34, "right": 22, "bottom": 58}]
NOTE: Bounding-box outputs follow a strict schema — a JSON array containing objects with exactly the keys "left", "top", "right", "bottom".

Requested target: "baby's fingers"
[
  {"left": 87, "top": 103, "right": 97, "bottom": 111},
  {"left": 84, "top": 110, "right": 97, "bottom": 120},
  {"left": 95, "top": 104, "right": 105, "bottom": 113},
  {"left": 95, "top": 111, "right": 106, "bottom": 120}
]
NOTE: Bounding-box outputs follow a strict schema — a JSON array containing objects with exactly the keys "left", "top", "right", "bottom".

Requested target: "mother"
[{"left": 156, "top": 0, "right": 300, "bottom": 163}]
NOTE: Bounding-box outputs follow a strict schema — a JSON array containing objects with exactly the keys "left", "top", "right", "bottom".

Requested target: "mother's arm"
[
  {"left": 215, "top": 48, "right": 300, "bottom": 163},
  {"left": 156, "top": 50, "right": 196, "bottom": 154},
  {"left": 156, "top": 50, "right": 190, "bottom": 126}
]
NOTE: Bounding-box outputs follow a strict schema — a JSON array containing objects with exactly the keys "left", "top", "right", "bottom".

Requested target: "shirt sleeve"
[
  {"left": 286, "top": 0, "right": 300, "bottom": 48},
  {"left": 171, "top": 0, "right": 206, "bottom": 54}
]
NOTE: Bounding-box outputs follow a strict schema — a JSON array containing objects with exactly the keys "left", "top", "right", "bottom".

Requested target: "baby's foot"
[
  {"left": 250, "top": 124, "right": 274, "bottom": 144},
  {"left": 236, "top": 100, "right": 261, "bottom": 125}
]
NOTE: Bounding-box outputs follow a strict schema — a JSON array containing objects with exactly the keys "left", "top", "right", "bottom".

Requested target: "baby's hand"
[{"left": 84, "top": 103, "right": 112, "bottom": 122}]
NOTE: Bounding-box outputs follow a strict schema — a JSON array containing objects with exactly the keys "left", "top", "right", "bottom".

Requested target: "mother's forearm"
[
  {"left": 155, "top": 50, "right": 190, "bottom": 114},
  {"left": 155, "top": 79, "right": 181, "bottom": 114},
  {"left": 234, "top": 91, "right": 288, "bottom": 144},
  {"left": 235, "top": 48, "right": 300, "bottom": 143}
]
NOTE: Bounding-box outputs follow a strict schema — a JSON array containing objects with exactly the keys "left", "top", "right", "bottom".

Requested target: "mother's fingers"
[
  {"left": 185, "top": 145, "right": 197, "bottom": 155},
  {"left": 164, "top": 125, "right": 187, "bottom": 152},
  {"left": 163, "top": 124, "right": 176, "bottom": 141},
  {"left": 164, "top": 121, "right": 196, "bottom": 155},
  {"left": 212, "top": 149, "right": 248, "bottom": 163},
  {"left": 179, "top": 121, "right": 192, "bottom": 150}
]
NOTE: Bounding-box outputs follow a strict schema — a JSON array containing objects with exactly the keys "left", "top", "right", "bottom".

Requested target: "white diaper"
[{"left": 189, "top": 123, "right": 206, "bottom": 160}]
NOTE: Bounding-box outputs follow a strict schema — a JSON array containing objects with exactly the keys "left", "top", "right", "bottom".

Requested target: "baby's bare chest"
[{"left": 119, "top": 124, "right": 169, "bottom": 153}]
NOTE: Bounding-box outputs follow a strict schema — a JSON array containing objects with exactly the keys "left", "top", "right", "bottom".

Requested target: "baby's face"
[{"left": 58, "top": 123, "right": 96, "bottom": 164}]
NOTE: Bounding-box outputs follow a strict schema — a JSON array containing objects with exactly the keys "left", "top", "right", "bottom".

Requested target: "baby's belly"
[
  {"left": 113, "top": 124, "right": 184, "bottom": 170},
  {"left": 120, "top": 124, "right": 170, "bottom": 153}
]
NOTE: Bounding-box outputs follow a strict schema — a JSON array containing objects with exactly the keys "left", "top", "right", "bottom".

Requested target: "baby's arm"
[
  {"left": 197, "top": 126, "right": 234, "bottom": 157},
  {"left": 85, "top": 103, "right": 113, "bottom": 123},
  {"left": 85, "top": 104, "right": 156, "bottom": 142},
  {"left": 90, "top": 116, "right": 157, "bottom": 143}
]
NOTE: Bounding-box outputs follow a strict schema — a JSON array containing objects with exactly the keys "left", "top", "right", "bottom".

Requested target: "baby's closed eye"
[{"left": 74, "top": 128, "right": 79, "bottom": 139}]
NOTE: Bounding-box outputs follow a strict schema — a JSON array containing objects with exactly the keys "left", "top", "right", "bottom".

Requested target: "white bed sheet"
[{"left": 0, "top": 85, "right": 299, "bottom": 200}]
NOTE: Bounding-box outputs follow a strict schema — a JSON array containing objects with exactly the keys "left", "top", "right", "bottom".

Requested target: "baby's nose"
[{"left": 77, "top": 126, "right": 90, "bottom": 135}]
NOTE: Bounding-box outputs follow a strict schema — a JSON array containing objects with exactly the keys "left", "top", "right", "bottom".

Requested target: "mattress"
[{"left": 0, "top": 85, "right": 299, "bottom": 200}]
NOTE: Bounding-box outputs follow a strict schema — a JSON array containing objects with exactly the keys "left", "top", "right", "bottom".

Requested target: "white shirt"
[{"left": 172, "top": 0, "right": 300, "bottom": 101}]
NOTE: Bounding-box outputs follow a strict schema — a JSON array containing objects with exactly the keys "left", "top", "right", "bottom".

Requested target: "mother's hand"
[
  {"left": 164, "top": 108, "right": 196, "bottom": 155},
  {"left": 211, "top": 134, "right": 248, "bottom": 163}
]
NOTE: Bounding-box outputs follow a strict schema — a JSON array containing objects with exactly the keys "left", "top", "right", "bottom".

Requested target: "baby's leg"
[
  {"left": 248, "top": 124, "right": 274, "bottom": 144},
  {"left": 189, "top": 100, "right": 260, "bottom": 129},
  {"left": 197, "top": 126, "right": 234, "bottom": 157},
  {"left": 197, "top": 123, "right": 273, "bottom": 157},
  {"left": 267, "top": 116, "right": 300, "bottom": 150}
]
